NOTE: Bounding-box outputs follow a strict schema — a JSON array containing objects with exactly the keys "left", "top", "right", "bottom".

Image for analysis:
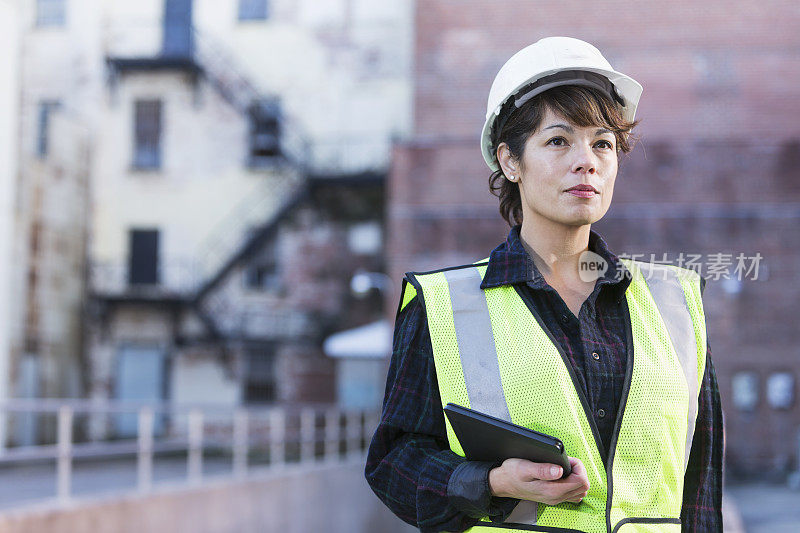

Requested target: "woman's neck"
[{"left": 519, "top": 220, "right": 591, "bottom": 283}]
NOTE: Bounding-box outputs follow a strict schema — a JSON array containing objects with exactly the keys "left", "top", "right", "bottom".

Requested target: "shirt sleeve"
[
  {"left": 365, "top": 287, "right": 519, "bottom": 532},
  {"left": 680, "top": 337, "right": 724, "bottom": 532}
]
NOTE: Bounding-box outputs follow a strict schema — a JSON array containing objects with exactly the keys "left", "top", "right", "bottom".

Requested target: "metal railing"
[
  {"left": 104, "top": 20, "right": 393, "bottom": 175},
  {"left": 194, "top": 27, "right": 392, "bottom": 175},
  {"left": 88, "top": 175, "right": 303, "bottom": 298},
  {"left": 0, "top": 400, "right": 379, "bottom": 505},
  {"left": 89, "top": 259, "right": 202, "bottom": 296},
  {"left": 191, "top": 172, "right": 304, "bottom": 288}
]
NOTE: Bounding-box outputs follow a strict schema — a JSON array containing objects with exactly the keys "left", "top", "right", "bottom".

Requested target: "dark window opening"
[
  {"left": 128, "top": 229, "right": 160, "bottom": 285},
  {"left": 133, "top": 100, "right": 162, "bottom": 170},
  {"left": 244, "top": 263, "right": 280, "bottom": 291},
  {"left": 238, "top": 0, "right": 269, "bottom": 21},
  {"left": 244, "top": 234, "right": 280, "bottom": 291},
  {"left": 244, "top": 345, "right": 276, "bottom": 403},
  {"left": 248, "top": 99, "right": 282, "bottom": 167},
  {"left": 36, "top": 0, "right": 66, "bottom": 27},
  {"left": 37, "top": 100, "right": 61, "bottom": 157},
  {"left": 162, "top": 0, "right": 194, "bottom": 58}
]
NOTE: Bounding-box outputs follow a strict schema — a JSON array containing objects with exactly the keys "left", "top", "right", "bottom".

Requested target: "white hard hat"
[{"left": 480, "top": 36, "right": 643, "bottom": 172}]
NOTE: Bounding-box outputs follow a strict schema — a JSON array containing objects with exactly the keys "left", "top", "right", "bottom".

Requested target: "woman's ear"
[{"left": 496, "top": 143, "right": 519, "bottom": 182}]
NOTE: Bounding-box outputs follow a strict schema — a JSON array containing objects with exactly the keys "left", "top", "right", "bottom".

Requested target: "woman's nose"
[{"left": 571, "top": 144, "right": 597, "bottom": 174}]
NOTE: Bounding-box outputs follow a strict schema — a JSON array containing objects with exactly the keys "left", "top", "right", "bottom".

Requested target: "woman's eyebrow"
[
  {"left": 541, "top": 124, "right": 613, "bottom": 136},
  {"left": 542, "top": 123, "right": 573, "bottom": 133}
]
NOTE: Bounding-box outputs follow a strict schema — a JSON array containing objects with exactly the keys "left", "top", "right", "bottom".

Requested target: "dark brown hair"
[{"left": 488, "top": 85, "right": 639, "bottom": 227}]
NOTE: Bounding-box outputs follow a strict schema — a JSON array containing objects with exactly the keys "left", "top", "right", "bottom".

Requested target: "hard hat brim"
[{"left": 480, "top": 67, "right": 643, "bottom": 172}]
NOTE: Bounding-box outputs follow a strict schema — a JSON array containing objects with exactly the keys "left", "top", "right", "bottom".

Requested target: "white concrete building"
[{"left": 9, "top": 0, "right": 411, "bottom": 440}]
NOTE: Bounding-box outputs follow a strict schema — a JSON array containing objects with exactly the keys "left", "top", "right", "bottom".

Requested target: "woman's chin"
[
  {"left": 528, "top": 204, "right": 608, "bottom": 227},
  {"left": 558, "top": 208, "right": 606, "bottom": 227}
]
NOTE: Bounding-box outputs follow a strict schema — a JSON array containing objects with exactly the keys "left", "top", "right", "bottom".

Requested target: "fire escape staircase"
[
  {"left": 103, "top": 14, "right": 312, "bottom": 343},
  {"left": 188, "top": 28, "right": 312, "bottom": 342}
]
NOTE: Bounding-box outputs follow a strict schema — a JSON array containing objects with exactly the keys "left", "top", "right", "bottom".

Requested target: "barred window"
[
  {"left": 36, "top": 0, "right": 66, "bottom": 27},
  {"left": 133, "top": 100, "right": 162, "bottom": 170},
  {"left": 238, "top": 0, "right": 269, "bottom": 21},
  {"left": 244, "top": 345, "right": 277, "bottom": 403},
  {"left": 244, "top": 234, "right": 280, "bottom": 291}
]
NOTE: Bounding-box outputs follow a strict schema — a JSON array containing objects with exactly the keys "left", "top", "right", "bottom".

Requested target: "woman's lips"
[{"left": 567, "top": 189, "right": 597, "bottom": 198}]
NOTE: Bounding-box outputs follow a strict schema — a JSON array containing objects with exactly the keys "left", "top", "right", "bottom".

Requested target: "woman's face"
[{"left": 498, "top": 106, "right": 619, "bottom": 228}]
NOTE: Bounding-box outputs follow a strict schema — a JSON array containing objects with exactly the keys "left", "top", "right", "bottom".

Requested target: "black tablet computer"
[{"left": 444, "top": 403, "right": 572, "bottom": 478}]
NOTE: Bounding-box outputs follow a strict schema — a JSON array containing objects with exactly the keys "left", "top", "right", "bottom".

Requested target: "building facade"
[
  {"left": 388, "top": 0, "right": 800, "bottom": 476},
  {"left": 0, "top": 0, "right": 23, "bottom": 447},
  {"left": 8, "top": 0, "right": 93, "bottom": 445},
  {"left": 10, "top": 0, "right": 411, "bottom": 442}
]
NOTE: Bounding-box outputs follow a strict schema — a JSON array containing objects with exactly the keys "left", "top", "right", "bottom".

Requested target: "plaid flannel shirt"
[{"left": 366, "top": 224, "right": 723, "bottom": 532}]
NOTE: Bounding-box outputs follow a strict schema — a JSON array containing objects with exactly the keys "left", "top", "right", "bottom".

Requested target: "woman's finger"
[{"left": 563, "top": 487, "right": 588, "bottom": 504}]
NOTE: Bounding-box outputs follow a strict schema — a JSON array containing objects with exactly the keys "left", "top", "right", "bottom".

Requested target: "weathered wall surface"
[{"left": 0, "top": 460, "right": 416, "bottom": 533}]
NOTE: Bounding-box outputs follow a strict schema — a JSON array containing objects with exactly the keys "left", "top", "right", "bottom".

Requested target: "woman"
[{"left": 366, "top": 37, "right": 723, "bottom": 533}]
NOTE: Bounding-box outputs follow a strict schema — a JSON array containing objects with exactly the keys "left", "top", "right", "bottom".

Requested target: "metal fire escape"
[
  {"left": 102, "top": 0, "right": 309, "bottom": 302},
  {"left": 98, "top": 0, "right": 388, "bottom": 356}
]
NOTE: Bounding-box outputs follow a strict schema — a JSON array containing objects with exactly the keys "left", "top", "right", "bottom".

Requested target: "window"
[
  {"left": 731, "top": 371, "right": 759, "bottom": 412},
  {"left": 238, "top": 0, "right": 269, "bottom": 21},
  {"left": 133, "top": 100, "right": 162, "bottom": 169},
  {"left": 243, "top": 231, "right": 280, "bottom": 291},
  {"left": 36, "top": 100, "right": 61, "bottom": 157},
  {"left": 245, "top": 263, "right": 280, "bottom": 290},
  {"left": 347, "top": 222, "right": 382, "bottom": 255},
  {"left": 244, "top": 345, "right": 276, "bottom": 403},
  {"left": 36, "top": 0, "right": 66, "bottom": 27},
  {"left": 767, "top": 372, "right": 795, "bottom": 410},
  {"left": 162, "top": 0, "right": 193, "bottom": 57},
  {"left": 247, "top": 100, "right": 281, "bottom": 166},
  {"left": 128, "top": 229, "right": 160, "bottom": 285}
]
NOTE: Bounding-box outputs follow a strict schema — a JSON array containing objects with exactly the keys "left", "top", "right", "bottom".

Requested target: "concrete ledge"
[{"left": 0, "top": 459, "right": 415, "bottom": 533}]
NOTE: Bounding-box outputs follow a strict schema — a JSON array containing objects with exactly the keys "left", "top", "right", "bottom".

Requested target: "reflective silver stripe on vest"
[
  {"left": 443, "top": 267, "right": 510, "bottom": 420},
  {"left": 443, "top": 267, "right": 538, "bottom": 526},
  {"left": 635, "top": 261, "right": 699, "bottom": 473}
]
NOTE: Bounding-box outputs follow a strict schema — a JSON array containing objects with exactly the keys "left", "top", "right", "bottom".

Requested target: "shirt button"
[
  {"left": 560, "top": 314, "right": 569, "bottom": 323},
  {"left": 592, "top": 352, "right": 600, "bottom": 360},
  {"left": 597, "top": 409, "right": 606, "bottom": 418}
]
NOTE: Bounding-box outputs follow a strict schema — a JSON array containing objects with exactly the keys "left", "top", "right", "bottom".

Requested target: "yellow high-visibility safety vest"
[{"left": 399, "top": 258, "right": 707, "bottom": 533}]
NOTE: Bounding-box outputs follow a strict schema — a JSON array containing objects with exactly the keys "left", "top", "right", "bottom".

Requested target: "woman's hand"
[{"left": 488, "top": 457, "right": 589, "bottom": 505}]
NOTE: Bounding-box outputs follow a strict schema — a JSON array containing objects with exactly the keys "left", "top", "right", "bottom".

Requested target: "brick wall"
[{"left": 389, "top": 0, "right": 800, "bottom": 476}]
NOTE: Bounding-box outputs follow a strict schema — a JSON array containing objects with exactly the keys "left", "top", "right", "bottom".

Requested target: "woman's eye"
[{"left": 546, "top": 137, "right": 614, "bottom": 149}]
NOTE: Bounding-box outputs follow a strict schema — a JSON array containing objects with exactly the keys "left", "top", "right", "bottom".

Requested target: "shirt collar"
[{"left": 480, "top": 224, "right": 632, "bottom": 302}]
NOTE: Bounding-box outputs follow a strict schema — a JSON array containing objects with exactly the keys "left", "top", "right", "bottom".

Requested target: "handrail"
[{"left": 0, "top": 401, "right": 380, "bottom": 506}]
